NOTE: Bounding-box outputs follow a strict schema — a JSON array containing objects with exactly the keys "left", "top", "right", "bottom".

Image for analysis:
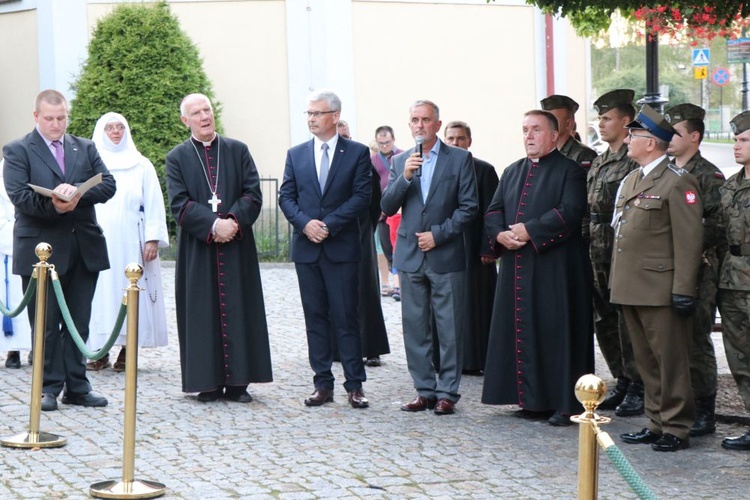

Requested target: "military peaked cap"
[{"left": 626, "top": 105, "right": 680, "bottom": 142}]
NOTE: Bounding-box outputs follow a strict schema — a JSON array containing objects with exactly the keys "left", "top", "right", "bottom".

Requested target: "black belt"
[
  {"left": 590, "top": 212, "right": 613, "bottom": 224},
  {"left": 729, "top": 244, "right": 750, "bottom": 256}
]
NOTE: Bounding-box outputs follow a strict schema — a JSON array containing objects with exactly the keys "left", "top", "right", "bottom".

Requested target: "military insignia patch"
[{"left": 685, "top": 191, "right": 697, "bottom": 204}]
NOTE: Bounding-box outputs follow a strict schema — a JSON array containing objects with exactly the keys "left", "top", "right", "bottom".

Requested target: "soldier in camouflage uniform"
[
  {"left": 541, "top": 95, "right": 598, "bottom": 242},
  {"left": 586, "top": 89, "right": 643, "bottom": 416},
  {"left": 540, "top": 95, "right": 598, "bottom": 170},
  {"left": 718, "top": 111, "right": 750, "bottom": 451},
  {"left": 664, "top": 103, "right": 726, "bottom": 438}
]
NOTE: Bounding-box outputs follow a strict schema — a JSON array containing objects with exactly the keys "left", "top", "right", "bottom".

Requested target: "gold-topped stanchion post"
[
  {"left": 570, "top": 374, "right": 610, "bottom": 500},
  {"left": 90, "top": 264, "right": 165, "bottom": 499},
  {"left": 2, "top": 243, "right": 66, "bottom": 448}
]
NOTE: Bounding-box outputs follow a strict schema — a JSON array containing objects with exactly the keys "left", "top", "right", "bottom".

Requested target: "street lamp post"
[{"left": 638, "top": 30, "right": 669, "bottom": 112}]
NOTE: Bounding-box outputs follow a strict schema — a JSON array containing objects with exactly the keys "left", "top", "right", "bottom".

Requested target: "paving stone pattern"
[{"left": 1, "top": 263, "right": 748, "bottom": 499}]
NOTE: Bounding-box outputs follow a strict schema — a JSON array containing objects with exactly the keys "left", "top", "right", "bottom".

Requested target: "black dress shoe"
[
  {"left": 304, "top": 387, "right": 334, "bottom": 407},
  {"left": 651, "top": 433, "right": 689, "bottom": 452},
  {"left": 434, "top": 398, "right": 456, "bottom": 415},
  {"left": 514, "top": 408, "right": 555, "bottom": 420},
  {"left": 365, "top": 356, "right": 381, "bottom": 367},
  {"left": 41, "top": 393, "right": 58, "bottom": 412},
  {"left": 347, "top": 388, "right": 369, "bottom": 409},
  {"left": 401, "top": 396, "right": 437, "bottom": 412},
  {"left": 721, "top": 431, "right": 750, "bottom": 451},
  {"left": 548, "top": 411, "right": 573, "bottom": 427},
  {"left": 5, "top": 351, "right": 21, "bottom": 369},
  {"left": 621, "top": 428, "right": 661, "bottom": 444},
  {"left": 223, "top": 389, "right": 253, "bottom": 403},
  {"left": 196, "top": 389, "right": 223, "bottom": 402},
  {"left": 61, "top": 391, "right": 108, "bottom": 407}
]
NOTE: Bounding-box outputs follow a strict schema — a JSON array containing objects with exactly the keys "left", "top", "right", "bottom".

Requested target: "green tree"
[{"left": 68, "top": 1, "right": 221, "bottom": 233}]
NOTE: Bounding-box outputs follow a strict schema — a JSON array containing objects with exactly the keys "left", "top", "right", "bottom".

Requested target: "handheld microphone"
[{"left": 415, "top": 136, "right": 424, "bottom": 177}]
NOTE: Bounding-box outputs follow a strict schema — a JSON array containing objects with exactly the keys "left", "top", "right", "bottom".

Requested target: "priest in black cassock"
[
  {"left": 443, "top": 121, "right": 499, "bottom": 374},
  {"left": 481, "top": 110, "right": 593, "bottom": 426},
  {"left": 166, "top": 93, "right": 272, "bottom": 403}
]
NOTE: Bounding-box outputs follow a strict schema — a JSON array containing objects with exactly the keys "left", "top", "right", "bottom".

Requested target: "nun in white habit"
[{"left": 87, "top": 112, "right": 169, "bottom": 371}]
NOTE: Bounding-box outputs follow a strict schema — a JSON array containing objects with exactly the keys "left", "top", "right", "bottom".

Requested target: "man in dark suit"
[
  {"left": 279, "top": 90, "right": 372, "bottom": 409},
  {"left": 3, "top": 89, "right": 116, "bottom": 411},
  {"left": 381, "top": 100, "right": 478, "bottom": 415}
]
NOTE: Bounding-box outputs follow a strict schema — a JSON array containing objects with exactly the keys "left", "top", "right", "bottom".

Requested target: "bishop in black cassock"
[{"left": 166, "top": 94, "right": 272, "bottom": 402}]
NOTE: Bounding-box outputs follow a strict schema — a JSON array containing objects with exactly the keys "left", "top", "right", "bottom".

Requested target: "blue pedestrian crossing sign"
[{"left": 692, "top": 48, "right": 710, "bottom": 67}]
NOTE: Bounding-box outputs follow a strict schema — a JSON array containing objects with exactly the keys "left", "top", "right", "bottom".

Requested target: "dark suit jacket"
[
  {"left": 279, "top": 136, "right": 372, "bottom": 263},
  {"left": 2, "top": 129, "right": 116, "bottom": 275},
  {"left": 381, "top": 140, "right": 478, "bottom": 274}
]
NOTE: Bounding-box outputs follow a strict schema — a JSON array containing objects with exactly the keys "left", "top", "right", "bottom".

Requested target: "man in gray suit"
[{"left": 381, "top": 100, "right": 478, "bottom": 415}]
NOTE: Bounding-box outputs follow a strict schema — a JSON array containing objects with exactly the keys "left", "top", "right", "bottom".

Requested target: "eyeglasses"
[
  {"left": 628, "top": 130, "right": 652, "bottom": 140},
  {"left": 304, "top": 111, "right": 336, "bottom": 118},
  {"left": 104, "top": 124, "right": 125, "bottom": 132},
  {"left": 377, "top": 140, "right": 393, "bottom": 147}
]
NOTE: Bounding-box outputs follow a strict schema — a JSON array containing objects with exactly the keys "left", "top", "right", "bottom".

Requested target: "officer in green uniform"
[
  {"left": 587, "top": 89, "right": 643, "bottom": 416},
  {"left": 718, "top": 111, "right": 750, "bottom": 451},
  {"left": 611, "top": 105, "right": 703, "bottom": 452},
  {"left": 540, "top": 95, "right": 598, "bottom": 170},
  {"left": 665, "top": 103, "right": 726, "bottom": 438}
]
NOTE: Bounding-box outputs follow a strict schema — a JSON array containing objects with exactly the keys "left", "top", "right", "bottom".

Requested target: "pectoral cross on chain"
[{"left": 209, "top": 193, "right": 221, "bottom": 213}]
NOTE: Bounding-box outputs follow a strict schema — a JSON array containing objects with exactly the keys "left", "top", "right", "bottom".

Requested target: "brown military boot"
[{"left": 689, "top": 394, "right": 716, "bottom": 437}]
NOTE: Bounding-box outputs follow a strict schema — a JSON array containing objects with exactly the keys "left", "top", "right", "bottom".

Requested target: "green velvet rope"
[
  {"left": 0, "top": 275, "right": 37, "bottom": 318},
  {"left": 50, "top": 277, "right": 127, "bottom": 361},
  {"left": 604, "top": 444, "right": 658, "bottom": 500}
]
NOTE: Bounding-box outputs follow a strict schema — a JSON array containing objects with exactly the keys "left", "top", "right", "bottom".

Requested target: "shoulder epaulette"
[{"left": 667, "top": 163, "right": 685, "bottom": 176}]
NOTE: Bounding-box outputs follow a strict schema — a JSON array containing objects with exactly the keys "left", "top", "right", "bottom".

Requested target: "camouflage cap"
[
  {"left": 593, "top": 89, "right": 635, "bottom": 114},
  {"left": 730, "top": 111, "right": 750, "bottom": 135},
  {"left": 540, "top": 95, "right": 579, "bottom": 114},
  {"left": 664, "top": 103, "right": 705, "bottom": 125},
  {"left": 626, "top": 104, "right": 681, "bottom": 142}
]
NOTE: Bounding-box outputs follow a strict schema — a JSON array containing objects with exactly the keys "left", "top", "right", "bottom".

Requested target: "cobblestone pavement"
[{"left": 1, "top": 262, "right": 749, "bottom": 499}]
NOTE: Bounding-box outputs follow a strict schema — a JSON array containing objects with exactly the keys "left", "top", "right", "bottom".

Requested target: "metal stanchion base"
[
  {"left": 571, "top": 414, "right": 611, "bottom": 425},
  {"left": 1, "top": 431, "right": 67, "bottom": 448},
  {"left": 90, "top": 479, "right": 166, "bottom": 499}
]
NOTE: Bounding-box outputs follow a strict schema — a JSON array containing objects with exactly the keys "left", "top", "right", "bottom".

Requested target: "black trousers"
[{"left": 23, "top": 236, "right": 98, "bottom": 396}]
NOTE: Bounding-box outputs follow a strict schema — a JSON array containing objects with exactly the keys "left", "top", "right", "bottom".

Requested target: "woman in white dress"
[
  {"left": 0, "top": 159, "right": 32, "bottom": 368},
  {"left": 87, "top": 112, "right": 169, "bottom": 371}
]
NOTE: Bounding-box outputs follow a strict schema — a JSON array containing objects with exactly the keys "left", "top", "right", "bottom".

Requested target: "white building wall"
[{"left": 1, "top": 0, "right": 589, "bottom": 178}]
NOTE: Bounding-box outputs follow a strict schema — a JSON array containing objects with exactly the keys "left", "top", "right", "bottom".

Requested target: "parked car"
[{"left": 587, "top": 122, "right": 607, "bottom": 154}]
